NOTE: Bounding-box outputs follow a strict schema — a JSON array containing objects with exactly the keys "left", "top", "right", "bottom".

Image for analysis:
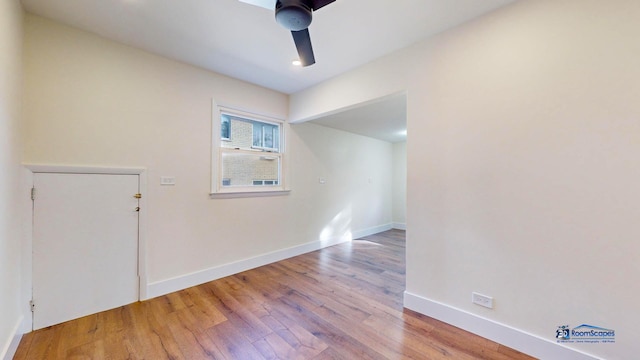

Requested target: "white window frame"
[{"left": 211, "top": 101, "right": 290, "bottom": 198}]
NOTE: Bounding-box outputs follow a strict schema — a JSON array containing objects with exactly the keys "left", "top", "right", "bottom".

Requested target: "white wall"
[
  {"left": 290, "top": 1, "right": 640, "bottom": 359},
  {"left": 289, "top": 122, "right": 393, "bottom": 239},
  {"left": 0, "top": 0, "right": 24, "bottom": 358},
  {"left": 23, "top": 15, "right": 393, "bottom": 301},
  {"left": 392, "top": 142, "right": 406, "bottom": 229}
]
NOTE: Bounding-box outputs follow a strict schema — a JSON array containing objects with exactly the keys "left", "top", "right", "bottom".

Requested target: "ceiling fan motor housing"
[{"left": 275, "top": 0, "right": 313, "bottom": 31}]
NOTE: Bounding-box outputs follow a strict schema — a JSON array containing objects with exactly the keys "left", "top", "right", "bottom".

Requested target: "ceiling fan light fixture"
[
  {"left": 243, "top": 0, "right": 335, "bottom": 67},
  {"left": 275, "top": 0, "right": 312, "bottom": 31}
]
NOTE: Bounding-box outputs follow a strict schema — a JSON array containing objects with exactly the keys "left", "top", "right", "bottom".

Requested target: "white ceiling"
[
  {"left": 20, "top": 0, "right": 516, "bottom": 143},
  {"left": 306, "top": 93, "right": 407, "bottom": 143}
]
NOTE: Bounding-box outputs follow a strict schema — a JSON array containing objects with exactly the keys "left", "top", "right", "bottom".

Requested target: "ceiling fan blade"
[
  {"left": 292, "top": 28, "right": 315, "bottom": 66},
  {"left": 238, "top": 0, "right": 275, "bottom": 10},
  {"left": 310, "top": 0, "right": 335, "bottom": 11}
]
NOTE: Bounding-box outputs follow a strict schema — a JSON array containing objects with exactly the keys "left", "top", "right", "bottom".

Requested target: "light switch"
[{"left": 160, "top": 176, "right": 176, "bottom": 186}]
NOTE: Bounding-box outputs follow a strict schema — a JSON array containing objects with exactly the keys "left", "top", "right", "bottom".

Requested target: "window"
[{"left": 212, "top": 105, "right": 288, "bottom": 197}]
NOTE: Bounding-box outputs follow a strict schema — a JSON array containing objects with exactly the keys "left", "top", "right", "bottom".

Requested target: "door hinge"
[
  {"left": 134, "top": 193, "right": 142, "bottom": 199},
  {"left": 31, "top": 187, "right": 36, "bottom": 200},
  {"left": 30, "top": 300, "right": 35, "bottom": 312}
]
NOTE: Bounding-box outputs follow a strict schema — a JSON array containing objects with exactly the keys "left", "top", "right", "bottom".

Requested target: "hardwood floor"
[{"left": 14, "top": 230, "right": 535, "bottom": 359}]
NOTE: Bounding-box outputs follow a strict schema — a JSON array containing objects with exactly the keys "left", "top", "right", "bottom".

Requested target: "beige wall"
[
  {"left": 0, "top": 0, "right": 24, "bottom": 357},
  {"left": 290, "top": 1, "right": 640, "bottom": 359},
  {"left": 22, "top": 14, "right": 393, "bottom": 300},
  {"left": 289, "top": 122, "right": 393, "bottom": 241}
]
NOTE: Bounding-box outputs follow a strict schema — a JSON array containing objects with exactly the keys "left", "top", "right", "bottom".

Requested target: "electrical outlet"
[{"left": 472, "top": 292, "right": 494, "bottom": 309}]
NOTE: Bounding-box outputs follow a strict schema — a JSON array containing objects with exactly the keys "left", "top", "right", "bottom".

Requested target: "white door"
[{"left": 32, "top": 173, "right": 140, "bottom": 330}]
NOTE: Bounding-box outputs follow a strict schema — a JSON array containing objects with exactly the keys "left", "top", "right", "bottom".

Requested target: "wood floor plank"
[
  {"left": 265, "top": 297, "right": 386, "bottom": 360},
  {"left": 14, "top": 230, "right": 536, "bottom": 360},
  {"left": 144, "top": 303, "right": 186, "bottom": 359},
  {"left": 166, "top": 317, "right": 225, "bottom": 360},
  {"left": 205, "top": 320, "right": 264, "bottom": 360},
  {"left": 204, "top": 282, "right": 274, "bottom": 343}
]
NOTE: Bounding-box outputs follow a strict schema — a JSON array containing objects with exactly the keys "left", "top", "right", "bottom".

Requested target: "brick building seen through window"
[{"left": 219, "top": 113, "right": 281, "bottom": 188}]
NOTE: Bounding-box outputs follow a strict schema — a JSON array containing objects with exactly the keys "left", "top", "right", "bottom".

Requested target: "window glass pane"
[
  {"left": 273, "top": 127, "right": 279, "bottom": 150},
  {"left": 222, "top": 152, "right": 280, "bottom": 187},
  {"left": 221, "top": 114, "right": 279, "bottom": 152},
  {"left": 252, "top": 123, "right": 262, "bottom": 148},
  {"left": 216, "top": 110, "right": 284, "bottom": 193},
  {"left": 263, "top": 126, "right": 274, "bottom": 149},
  {"left": 221, "top": 115, "right": 231, "bottom": 140}
]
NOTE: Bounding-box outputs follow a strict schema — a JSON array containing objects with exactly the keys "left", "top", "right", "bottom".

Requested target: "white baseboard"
[
  {"left": 352, "top": 223, "right": 393, "bottom": 239},
  {"left": 1, "top": 315, "right": 24, "bottom": 360},
  {"left": 146, "top": 233, "right": 355, "bottom": 300},
  {"left": 392, "top": 222, "right": 406, "bottom": 230},
  {"left": 403, "top": 292, "right": 601, "bottom": 360}
]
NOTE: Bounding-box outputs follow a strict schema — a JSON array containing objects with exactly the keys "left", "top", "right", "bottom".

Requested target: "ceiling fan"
[{"left": 239, "top": 0, "right": 336, "bottom": 66}]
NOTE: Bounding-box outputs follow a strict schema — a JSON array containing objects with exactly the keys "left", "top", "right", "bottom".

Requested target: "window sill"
[{"left": 209, "top": 189, "right": 291, "bottom": 199}]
